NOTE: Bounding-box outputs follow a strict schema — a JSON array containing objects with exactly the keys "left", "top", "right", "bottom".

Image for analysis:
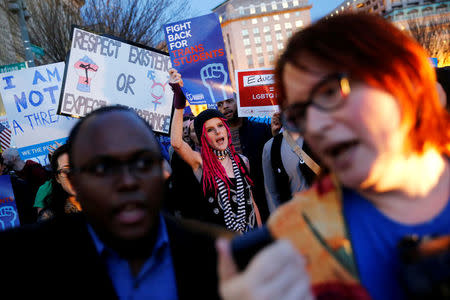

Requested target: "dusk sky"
[{"left": 190, "top": 0, "right": 344, "bottom": 21}]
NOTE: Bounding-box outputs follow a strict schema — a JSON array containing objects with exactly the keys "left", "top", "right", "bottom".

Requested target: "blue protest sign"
[
  {"left": 164, "top": 13, "right": 234, "bottom": 105},
  {"left": 0, "top": 175, "right": 20, "bottom": 231}
]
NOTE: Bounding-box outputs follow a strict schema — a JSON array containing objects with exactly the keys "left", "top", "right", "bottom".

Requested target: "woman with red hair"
[
  {"left": 169, "top": 69, "right": 261, "bottom": 233},
  {"left": 217, "top": 13, "right": 450, "bottom": 300}
]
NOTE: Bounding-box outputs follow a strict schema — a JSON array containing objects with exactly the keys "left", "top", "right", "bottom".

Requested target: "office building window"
[
  {"left": 269, "top": 54, "right": 275, "bottom": 62},
  {"left": 285, "top": 22, "right": 292, "bottom": 29},
  {"left": 271, "top": 1, "right": 277, "bottom": 10},
  {"left": 273, "top": 15, "right": 280, "bottom": 21},
  {"left": 265, "top": 34, "right": 272, "bottom": 42},
  {"left": 282, "top": 0, "right": 288, "bottom": 8},
  {"left": 253, "top": 27, "right": 260, "bottom": 34},
  {"left": 293, "top": 0, "right": 299, "bottom": 5},
  {"left": 276, "top": 32, "right": 283, "bottom": 40},
  {"left": 263, "top": 16, "right": 268, "bottom": 22},
  {"left": 284, "top": 13, "right": 290, "bottom": 19},
  {"left": 258, "top": 56, "right": 265, "bottom": 65},
  {"left": 295, "top": 11, "right": 300, "bottom": 16},
  {"left": 242, "top": 29, "right": 249, "bottom": 36},
  {"left": 239, "top": 6, "right": 244, "bottom": 15},
  {"left": 254, "top": 36, "right": 261, "bottom": 44},
  {"left": 247, "top": 56, "right": 254, "bottom": 67},
  {"left": 266, "top": 44, "right": 273, "bottom": 52},
  {"left": 261, "top": 3, "right": 267, "bottom": 12},
  {"left": 245, "top": 48, "right": 252, "bottom": 55},
  {"left": 243, "top": 38, "right": 250, "bottom": 46},
  {"left": 286, "top": 30, "right": 292, "bottom": 37},
  {"left": 274, "top": 24, "right": 281, "bottom": 31},
  {"left": 252, "top": 18, "right": 258, "bottom": 24},
  {"left": 256, "top": 46, "right": 263, "bottom": 54},
  {"left": 277, "top": 43, "right": 284, "bottom": 50},
  {"left": 263, "top": 26, "right": 270, "bottom": 33},
  {"left": 250, "top": 5, "right": 255, "bottom": 14},
  {"left": 295, "top": 20, "right": 303, "bottom": 27}
]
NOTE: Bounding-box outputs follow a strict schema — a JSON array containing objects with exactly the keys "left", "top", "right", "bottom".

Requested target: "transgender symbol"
[
  {"left": 74, "top": 55, "right": 99, "bottom": 92},
  {"left": 147, "top": 70, "right": 169, "bottom": 111}
]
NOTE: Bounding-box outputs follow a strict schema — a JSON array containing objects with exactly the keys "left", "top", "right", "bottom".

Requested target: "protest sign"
[
  {"left": 164, "top": 13, "right": 233, "bottom": 106},
  {"left": 0, "top": 175, "right": 20, "bottom": 231},
  {"left": 58, "top": 27, "right": 174, "bottom": 135},
  {"left": 235, "top": 68, "right": 279, "bottom": 117},
  {"left": 0, "top": 62, "right": 77, "bottom": 165}
]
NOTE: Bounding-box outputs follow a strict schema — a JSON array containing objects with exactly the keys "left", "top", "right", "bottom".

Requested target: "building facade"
[
  {"left": 326, "top": 0, "right": 449, "bottom": 66},
  {"left": 213, "top": 0, "right": 311, "bottom": 87}
]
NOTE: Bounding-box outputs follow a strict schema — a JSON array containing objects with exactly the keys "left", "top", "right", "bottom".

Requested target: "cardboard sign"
[
  {"left": 0, "top": 175, "right": 20, "bottom": 231},
  {"left": 58, "top": 27, "right": 174, "bottom": 134},
  {"left": 0, "top": 62, "right": 77, "bottom": 165},
  {"left": 164, "top": 13, "right": 233, "bottom": 105},
  {"left": 235, "top": 68, "right": 279, "bottom": 117}
]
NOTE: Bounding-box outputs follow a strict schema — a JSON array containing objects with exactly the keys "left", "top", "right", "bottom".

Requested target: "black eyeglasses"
[
  {"left": 72, "top": 154, "right": 161, "bottom": 179},
  {"left": 56, "top": 168, "right": 71, "bottom": 177},
  {"left": 281, "top": 73, "right": 351, "bottom": 133}
]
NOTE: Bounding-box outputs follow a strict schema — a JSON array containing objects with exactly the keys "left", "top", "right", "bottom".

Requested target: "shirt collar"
[{"left": 88, "top": 213, "right": 169, "bottom": 257}]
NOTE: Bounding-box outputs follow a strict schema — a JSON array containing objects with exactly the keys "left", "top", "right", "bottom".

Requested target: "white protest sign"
[
  {"left": 58, "top": 27, "right": 174, "bottom": 134},
  {"left": 0, "top": 62, "right": 77, "bottom": 165}
]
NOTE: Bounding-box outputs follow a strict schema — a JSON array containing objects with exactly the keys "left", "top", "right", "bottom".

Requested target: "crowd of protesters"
[{"left": 0, "top": 12, "right": 448, "bottom": 300}]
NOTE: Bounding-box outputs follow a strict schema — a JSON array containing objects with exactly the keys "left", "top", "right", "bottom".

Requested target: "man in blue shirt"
[{"left": 0, "top": 106, "right": 221, "bottom": 299}]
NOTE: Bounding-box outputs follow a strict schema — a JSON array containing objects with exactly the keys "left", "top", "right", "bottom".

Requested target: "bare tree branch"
[
  {"left": 406, "top": 16, "right": 450, "bottom": 67},
  {"left": 1, "top": 0, "right": 191, "bottom": 65}
]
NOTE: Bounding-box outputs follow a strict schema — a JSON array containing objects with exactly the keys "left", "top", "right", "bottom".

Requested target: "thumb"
[{"left": 216, "top": 237, "right": 239, "bottom": 282}]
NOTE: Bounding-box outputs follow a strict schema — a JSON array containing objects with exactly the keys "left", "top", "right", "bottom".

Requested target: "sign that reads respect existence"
[
  {"left": 0, "top": 62, "right": 77, "bottom": 164},
  {"left": 236, "top": 68, "right": 279, "bottom": 118},
  {"left": 58, "top": 27, "right": 174, "bottom": 134},
  {"left": 163, "top": 13, "right": 233, "bottom": 105}
]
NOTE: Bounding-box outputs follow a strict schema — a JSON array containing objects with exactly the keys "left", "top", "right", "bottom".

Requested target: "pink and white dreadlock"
[{"left": 200, "top": 118, "right": 253, "bottom": 198}]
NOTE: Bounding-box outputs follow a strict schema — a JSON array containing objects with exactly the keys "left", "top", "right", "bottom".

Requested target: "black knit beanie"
[{"left": 194, "top": 109, "right": 226, "bottom": 141}]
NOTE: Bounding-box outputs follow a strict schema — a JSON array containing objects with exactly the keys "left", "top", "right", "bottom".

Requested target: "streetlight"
[{"left": 8, "top": 0, "right": 35, "bottom": 67}]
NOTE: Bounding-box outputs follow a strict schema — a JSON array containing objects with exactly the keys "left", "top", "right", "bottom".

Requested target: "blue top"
[
  {"left": 343, "top": 188, "right": 450, "bottom": 300},
  {"left": 88, "top": 214, "right": 178, "bottom": 300}
]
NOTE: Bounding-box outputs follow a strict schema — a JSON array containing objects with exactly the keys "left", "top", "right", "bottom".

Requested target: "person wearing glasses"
[
  {"left": 37, "top": 144, "right": 79, "bottom": 221},
  {"left": 0, "top": 106, "right": 223, "bottom": 299},
  {"left": 217, "top": 13, "right": 450, "bottom": 300}
]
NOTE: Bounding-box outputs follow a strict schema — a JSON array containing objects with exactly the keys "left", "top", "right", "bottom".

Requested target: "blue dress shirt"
[{"left": 88, "top": 214, "right": 178, "bottom": 300}]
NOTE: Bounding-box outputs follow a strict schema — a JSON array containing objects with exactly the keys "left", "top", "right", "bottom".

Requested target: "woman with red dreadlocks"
[{"left": 169, "top": 68, "right": 261, "bottom": 233}]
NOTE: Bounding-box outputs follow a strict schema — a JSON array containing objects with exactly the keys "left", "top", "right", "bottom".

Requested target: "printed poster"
[
  {"left": 58, "top": 27, "right": 174, "bottom": 134},
  {"left": 235, "top": 68, "right": 279, "bottom": 117},
  {"left": 0, "top": 62, "right": 77, "bottom": 164},
  {"left": 0, "top": 175, "right": 20, "bottom": 231},
  {"left": 164, "top": 13, "right": 233, "bottom": 105}
]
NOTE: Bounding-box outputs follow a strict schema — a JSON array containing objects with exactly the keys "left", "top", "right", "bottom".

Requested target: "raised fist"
[
  {"left": 0, "top": 206, "right": 17, "bottom": 230},
  {"left": 200, "top": 63, "right": 228, "bottom": 103}
]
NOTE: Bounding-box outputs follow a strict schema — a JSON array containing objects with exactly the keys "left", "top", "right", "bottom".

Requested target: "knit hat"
[{"left": 194, "top": 109, "right": 226, "bottom": 141}]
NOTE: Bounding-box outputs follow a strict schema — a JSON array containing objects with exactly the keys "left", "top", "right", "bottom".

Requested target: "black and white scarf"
[{"left": 215, "top": 148, "right": 247, "bottom": 232}]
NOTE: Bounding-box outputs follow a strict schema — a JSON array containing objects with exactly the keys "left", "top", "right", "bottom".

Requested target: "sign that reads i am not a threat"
[
  {"left": 0, "top": 62, "right": 77, "bottom": 165},
  {"left": 164, "top": 13, "right": 234, "bottom": 106},
  {"left": 58, "top": 27, "right": 174, "bottom": 134}
]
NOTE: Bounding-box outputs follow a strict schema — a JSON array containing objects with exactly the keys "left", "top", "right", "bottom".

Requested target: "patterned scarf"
[{"left": 215, "top": 148, "right": 247, "bottom": 232}]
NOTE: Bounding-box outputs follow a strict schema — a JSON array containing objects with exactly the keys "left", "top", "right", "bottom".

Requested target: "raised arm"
[{"left": 169, "top": 69, "right": 202, "bottom": 172}]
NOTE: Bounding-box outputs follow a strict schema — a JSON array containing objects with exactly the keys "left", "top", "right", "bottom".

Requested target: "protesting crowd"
[{"left": 0, "top": 10, "right": 448, "bottom": 300}]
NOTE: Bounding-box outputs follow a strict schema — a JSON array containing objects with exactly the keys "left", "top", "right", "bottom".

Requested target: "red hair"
[
  {"left": 275, "top": 13, "right": 450, "bottom": 155},
  {"left": 200, "top": 118, "right": 253, "bottom": 198}
]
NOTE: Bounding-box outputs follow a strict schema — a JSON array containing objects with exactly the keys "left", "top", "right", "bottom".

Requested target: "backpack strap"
[{"left": 270, "top": 133, "right": 292, "bottom": 205}]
